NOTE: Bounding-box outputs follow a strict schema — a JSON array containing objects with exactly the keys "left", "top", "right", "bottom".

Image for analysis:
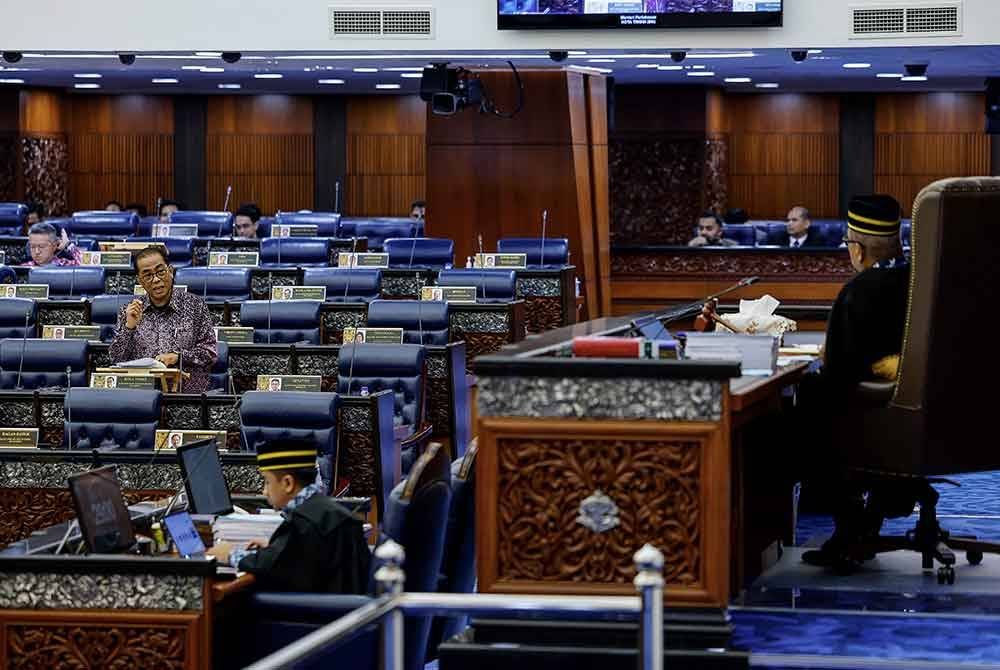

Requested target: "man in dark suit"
[{"left": 774, "top": 206, "right": 825, "bottom": 248}]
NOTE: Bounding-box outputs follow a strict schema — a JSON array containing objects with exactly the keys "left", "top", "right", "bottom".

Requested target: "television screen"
[{"left": 498, "top": 0, "right": 782, "bottom": 29}]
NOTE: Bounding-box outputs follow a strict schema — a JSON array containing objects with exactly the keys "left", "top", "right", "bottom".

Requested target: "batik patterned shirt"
[
  {"left": 108, "top": 288, "right": 218, "bottom": 393},
  {"left": 228, "top": 482, "right": 322, "bottom": 568}
]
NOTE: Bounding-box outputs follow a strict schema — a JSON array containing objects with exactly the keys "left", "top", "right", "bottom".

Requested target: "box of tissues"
[{"left": 714, "top": 294, "right": 797, "bottom": 338}]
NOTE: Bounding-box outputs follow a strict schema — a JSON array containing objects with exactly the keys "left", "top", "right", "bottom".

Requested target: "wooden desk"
[{"left": 97, "top": 367, "right": 186, "bottom": 393}]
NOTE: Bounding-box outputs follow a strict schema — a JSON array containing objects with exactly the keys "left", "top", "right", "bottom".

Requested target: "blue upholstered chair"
[
  {"left": 754, "top": 221, "right": 788, "bottom": 246},
  {"left": 0, "top": 299, "right": 37, "bottom": 339},
  {"left": 811, "top": 220, "right": 848, "bottom": 247},
  {"left": 0, "top": 202, "right": 27, "bottom": 236},
  {"left": 354, "top": 220, "right": 417, "bottom": 251},
  {"left": 168, "top": 210, "right": 234, "bottom": 237},
  {"left": 239, "top": 391, "right": 340, "bottom": 489},
  {"left": 721, "top": 224, "right": 756, "bottom": 246},
  {"left": 274, "top": 212, "right": 341, "bottom": 237},
  {"left": 367, "top": 299, "right": 450, "bottom": 346},
  {"left": 210, "top": 341, "right": 230, "bottom": 392},
  {"left": 90, "top": 294, "right": 135, "bottom": 342},
  {"left": 66, "top": 211, "right": 138, "bottom": 240},
  {"left": 129, "top": 237, "right": 195, "bottom": 267},
  {"left": 0, "top": 339, "right": 89, "bottom": 389},
  {"left": 436, "top": 269, "right": 515, "bottom": 303},
  {"left": 497, "top": 237, "right": 569, "bottom": 268},
  {"left": 28, "top": 267, "right": 106, "bottom": 298},
  {"left": 301, "top": 268, "right": 382, "bottom": 303},
  {"left": 255, "top": 217, "right": 275, "bottom": 238},
  {"left": 135, "top": 216, "right": 161, "bottom": 237},
  {"left": 384, "top": 238, "right": 454, "bottom": 270},
  {"left": 239, "top": 300, "right": 322, "bottom": 344},
  {"left": 174, "top": 267, "right": 252, "bottom": 302},
  {"left": 243, "top": 442, "right": 453, "bottom": 670},
  {"left": 0, "top": 266, "right": 15, "bottom": 285},
  {"left": 260, "top": 237, "right": 331, "bottom": 269},
  {"left": 901, "top": 219, "right": 912, "bottom": 248},
  {"left": 64, "top": 388, "right": 162, "bottom": 450},
  {"left": 73, "top": 238, "right": 100, "bottom": 251}
]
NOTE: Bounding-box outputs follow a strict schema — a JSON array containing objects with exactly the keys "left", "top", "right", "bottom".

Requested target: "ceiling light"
[
  {"left": 200, "top": 67, "right": 225, "bottom": 73},
  {"left": 375, "top": 83, "right": 400, "bottom": 90},
  {"left": 384, "top": 67, "right": 425, "bottom": 72},
  {"left": 23, "top": 53, "right": 110, "bottom": 59},
  {"left": 901, "top": 75, "right": 928, "bottom": 82},
  {"left": 354, "top": 67, "right": 379, "bottom": 73},
  {"left": 254, "top": 73, "right": 283, "bottom": 79},
  {"left": 400, "top": 73, "right": 423, "bottom": 79},
  {"left": 843, "top": 63, "right": 871, "bottom": 69},
  {"left": 568, "top": 50, "right": 587, "bottom": 55},
  {"left": 217, "top": 83, "right": 241, "bottom": 89},
  {"left": 685, "top": 52, "right": 756, "bottom": 59},
  {"left": 182, "top": 65, "right": 205, "bottom": 71},
  {"left": 636, "top": 64, "right": 659, "bottom": 69},
  {"left": 725, "top": 77, "right": 752, "bottom": 83},
  {"left": 73, "top": 73, "right": 101, "bottom": 79},
  {"left": 318, "top": 79, "right": 345, "bottom": 84},
  {"left": 0, "top": 78, "right": 24, "bottom": 84},
  {"left": 657, "top": 65, "right": 683, "bottom": 71},
  {"left": 877, "top": 73, "right": 904, "bottom": 78},
  {"left": 687, "top": 71, "right": 715, "bottom": 77},
  {"left": 756, "top": 83, "right": 780, "bottom": 89},
  {"left": 152, "top": 78, "right": 178, "bottom": 84},
  {"left": 74, "top": 83, "right": 100, "bottom": 89},
  {"left": 587, "top": 58, "right": 616, "bottom": 63},
  {"left": 195, "top": 51, "right": 222, "bottom": 57},
  {"left": 570, "top": 66, "right": 612, "bottom": 74},
  {"left": 807, "top": 49, "right": 823, "bottom": 54}
]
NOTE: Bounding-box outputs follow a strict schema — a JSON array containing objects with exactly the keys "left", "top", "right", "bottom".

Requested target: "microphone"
[
  {"left": 222, "top": 184, "right": 232, "bottom": 213},
  {"left": 65, "top": 366, "right": 73, "bottom": 447},
  {"left": 540, "top": 209, "right": 548, "bottom": 269},
  {"left": 266, "top": 272, "right": 274, "bottom": 344},
  {"left": 341, "top": 236, "right": 358, "bottom": 302},
  {"left": 155, "top": 197, "right": 162, "bottom": 222},
  {"left": 477, "top": 233, "right": 487, "bottom": 302},
  {"left": 69, "top": 266, "right": 76, "bottom": 299},
  {"left": 416, "top": 275, "right": 425, "bottom": 345},
  {"left": 14, "top": 308, "right": 30, "bottom": 390},
  {"left": 215, "top": 207, "right": 228, "bottom": 239},
  {"left": 175, "top": 328, "right": 183, "bottom": 394},
  {"left": 334, "top": 180, "right": 341, "bottom": 214}
]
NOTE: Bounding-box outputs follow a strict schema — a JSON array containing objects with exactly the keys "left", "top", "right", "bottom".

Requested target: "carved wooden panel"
[
  {"left": 0, "top": 133, "right": 16, "bottom": 201},
  {"left": 6, "top": 623, "right": 186, "bottom": 669},
  {"left": 454, "top": 332, "right": 509, "bottom": 373},
  {"left": 524, "top": 296, "right": 562, "bottom": 334},
  {"left": 611, "top": 250, "right": 854, "bottom": 280},
  {"left": 22, "top": 135, "right": 69, "bottom": 217},
  {"left": 703, "top": 136, "right": 728, "bottom": 217},
  {"left": 496, "top": 436, "right": 702, "bottom": 586}
]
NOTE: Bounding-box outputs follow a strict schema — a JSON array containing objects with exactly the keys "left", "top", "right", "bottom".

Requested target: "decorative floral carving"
[
  {"left": 7, "top": 624, "right": 186, "bottom": 668},
  {"left": 104, "top": 271, "right": 135, "bottom": 295},
  {"left": 497, "top": 436, "right": 701, "bottom": 585},
  {"left": 0, "top": 133, "right": 16, "bottom": 201},
  {"left": 339, "top": 431, "right": 377, "bottom": 498},
  {"left": 524, "top": 297, "right": 563, "bottom": 334},
  {"left": 0, "top": 239, "right": 29, "bottom": 265},
  {"left": 704, "top": 136, "right": 729, "bottom": 216},
  {"left": 611, "top": 250, "right": 854, "bottom": 280},
  {"left": 22, "top": 135, "right": 69, "bottom": 217},
  {"left": 322, "top": 310, "right": 366, "bottom": 345},
  {"left": 454, "top": 332, "right": 509, "bottom": 372},
  {"left": 37, "top": 307, "right": 88, "bottom": 327}
]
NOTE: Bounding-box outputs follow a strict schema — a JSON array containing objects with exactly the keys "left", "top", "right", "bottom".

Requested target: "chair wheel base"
[{"left": 937, "top": 566, "right": 955, "bottom": 585}]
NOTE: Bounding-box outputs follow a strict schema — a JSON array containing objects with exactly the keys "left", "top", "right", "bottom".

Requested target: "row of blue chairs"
[{"left": 717, "top": 219, "right": 913, "bottom": 247}]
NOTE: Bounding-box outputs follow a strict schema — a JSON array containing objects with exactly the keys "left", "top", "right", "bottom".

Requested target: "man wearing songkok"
[{"left": 206, "top": 437, "right": 370, "bottom": 593}]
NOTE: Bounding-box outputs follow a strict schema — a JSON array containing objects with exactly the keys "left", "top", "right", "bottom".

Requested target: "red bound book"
[{"left": 571, "top": 336, "right": 641, "bottom": 358}]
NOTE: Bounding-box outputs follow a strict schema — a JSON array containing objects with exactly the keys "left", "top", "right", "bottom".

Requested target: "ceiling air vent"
[
  {"left": 850, "top": 2, "right": 962, "bottom": 38},
  {"left": 329, "top": 6, "right": 434, "bottom": 38}
]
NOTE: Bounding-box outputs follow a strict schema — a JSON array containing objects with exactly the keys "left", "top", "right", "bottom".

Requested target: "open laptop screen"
[
  {"left": 177, "top": 438, "right": 234, "bottom": 516},
  {"left": 163, "top": 511, "right": 206, "bottom": 558},
  {"left": 68, "top": 465, "right": 135, "bottom": 554}
]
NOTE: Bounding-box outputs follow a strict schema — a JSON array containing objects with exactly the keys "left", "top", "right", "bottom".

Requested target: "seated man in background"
[
  {"left": 778, "top": 206, "right": 823, "bottom": 248},
  {"left": 22, "top": 222, "right": 83, "bottom": 267},
  {"left": 410, "top": 199, "right": 426, "bottom": 221},
  {"left": 233, "top": 203, "right": 262, "bottom": 239},
  {"left": 688, "top": 212, "right": 738, "bottom": 247},
  {"left": 206, "top": 437, "right": 370, "bottom": 593},
  {"left": 105, "top": 200, "right": 123, "bottom": 212},
  {"left": 109, "top": 247, "right": 218, "bottom": 392},
  {"left": 25, "top": 202, "right": 44, "bottom": 228},
  {"left": 158, "top": 199, "right": 181, "bottom": 223}
]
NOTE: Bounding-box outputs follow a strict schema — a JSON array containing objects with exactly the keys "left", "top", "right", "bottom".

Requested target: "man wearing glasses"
[{"left": 109, "top": 247, "right": 218, "bottom": 393}]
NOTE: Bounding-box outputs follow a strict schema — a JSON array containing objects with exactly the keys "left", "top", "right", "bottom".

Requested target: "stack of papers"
[
  {"left": 683, "top": 332, "right": 780, "bottom": 376},
  {"left": 213, "top": 513, "right": 283, "bottom": 550},
  {"left": 116, "top": 358, "right": 167, "bottom": 369}
]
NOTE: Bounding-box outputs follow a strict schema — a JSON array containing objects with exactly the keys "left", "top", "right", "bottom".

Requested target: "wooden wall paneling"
[
  {"left": 18, "top": 90, "right": 69, "bottom": 216},
  {"left": 0, "top": 90, "right": 18, "bottom": 201},
  {"left": 585, "top": 75, "right": 611, "bottom": 318},
  {"left": 314, "top": 97, "right": 347, "bottom": 211}
]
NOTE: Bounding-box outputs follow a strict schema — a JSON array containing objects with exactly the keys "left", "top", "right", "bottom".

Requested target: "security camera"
[
  {"left": 670, "top": 51, "right": 687, "bottom": 63},
  {"left": 791, "top": 50, "right": 808, "bottom": 62},
  {"left": 549, "top": 50, "right": 569, "bottom": 63},
  {"left": 118, "top": 53, "right": 136, "bottom": 65},
  {"left": 905, "top": 63, "right": 928, "bottom": 77},
  {"left": 2, "top": 51, "right": 23, "bottom": 63},
  {"left": 221, "top": 52, "right": 242, "bottom": 64}
]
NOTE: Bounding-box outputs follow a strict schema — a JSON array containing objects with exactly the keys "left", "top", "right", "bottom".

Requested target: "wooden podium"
[{"left": 97, "top": 368, "right": 188, "bottom": 393}]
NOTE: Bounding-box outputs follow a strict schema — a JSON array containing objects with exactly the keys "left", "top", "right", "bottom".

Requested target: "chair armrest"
[
  {"left": 399, "top": 423, "right": 434, "bottom": 451},
  {"left": 853, "top": 381, "right": 896, "bottom": 408},
  {"left": 213, "top": 573, "right": 257, "bottom": 603},
  {"left": 249, "top": 592, "right": 374, "bottom": 622}
]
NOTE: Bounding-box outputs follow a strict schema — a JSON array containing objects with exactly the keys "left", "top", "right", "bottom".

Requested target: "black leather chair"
[
  {"left": 0, "top": 298, "right": 37, "bottom": 339},
  {"left": 29, "top": 267, "right": 106, "bottom": 298},
  {"left": 66, "top": 211, "right": 139, "bottom": 240},
  {"left": 168, "top": 210, "right": 233, "bottom": 237},
  {"left": 301, "top": 268, "right": 382, "bottom": 303},
  {"left": 497, "top": 237, "right": 569, "bottom": 268},
  {"left": 831, "top": 177, "right": 1000, "bottom": 583},
  {"left": 0, "top": 202, "right": 27, "bottom": 236},
  {"left": 260, "top": 237, "right": 332, "bottom": 269},
  {"left": 0, "top": 339, "right": 88, "bottom": 389},
  {"left": 175, "top": 267, "right": 252, "bottom": 302},
  {"left": 90, "top": 294, "right": 135, "bottom": 342},
  {"left": 437, "top": 269, "right": 516, "bottom": 303},
  {"left": 367, "top": 299, "right": 450, "bottom": 345},
  {"left": 384, "top": 238, "right": 455, "bottom": 270},
  {"left": 64, "top": 388, "right": 162, "bottom": 450},
  {"left": 239, "top": 300, "right": 322, "bottom": 344}
]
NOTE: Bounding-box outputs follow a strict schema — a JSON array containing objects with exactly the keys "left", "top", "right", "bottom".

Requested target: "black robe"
[{"left": 237, "top": 495, "right": 370, "bottom": 594}]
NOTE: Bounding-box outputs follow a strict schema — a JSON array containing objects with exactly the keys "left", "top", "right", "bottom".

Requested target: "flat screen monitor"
[
  {"left": 177, "top": 438, "right": 234, "bottom": 516},
  {"left": 631, "top": 315, "right": 669, "bottom": 341},
  {"left": 68, "top": 465, "right": 136, "bottom": 554},
  {"left": 498, "top": 0, "right": 782, "bottom": 29},
  {"left": 162, "top": 511, "right": 206, "bottom": 559}
]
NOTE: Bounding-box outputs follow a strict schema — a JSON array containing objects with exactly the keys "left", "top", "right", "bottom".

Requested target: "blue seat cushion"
[
  {"left": 29, "top": 267, "right": 106, "bottom": 298},
  {"left": 260, "top": 237, "right": 331, "bottom": 268},
  {"left": 0, "top": 298, "right": 36, "bottom": 339},
  {"left": 240, "top": 300, "right": 322, "bottom": 345},
  {"left": 437, "top": 269, "right": 515, "bottom": 303},
  {"left": 64, "top": 388, "right": 162, "bottom": 450},
  {"left": 174, "top": 267, "right": 252, "bottom": 302},
  {"left": 168, "top": 211, "right": 234, "bottom": 237},
  {"left": 90, "top": 294, "right": 135, "bottom": 342},
  {"left": 497, "top": 237, "right": 569, "bottom": 268},
  {"left": 336, "top": 343, "right": 425, "bottom": 427},
  {"left": 301, "top": 268, "right": 382, "bottom": 303},
  {"left": 367, "top": 299, "right": 449, "bottom": 346},
  {"left": 384, "top": 238, "right": 454, "bottom": 270},
  {"left": 0, "top": 339, "right": 89, "bottom": 389}
]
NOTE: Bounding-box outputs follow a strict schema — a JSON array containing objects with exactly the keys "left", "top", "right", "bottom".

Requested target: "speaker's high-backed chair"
[
  {"left": 0, "top": 202, "right": 27, "bottom": 236},
  {"left": 29, "top": 267, "right": 106, "bottom": 298},
  {"left": 64, "top": 388, "right": 162, "bottom": 450},
  {"left": 274, "top": 212, "right": 341, "bottom": 237},
  {"left": 0, "top": 339, "right": 88, "bottom": 389},
  {"left": 260, "top": 237, "right": 331, "bottom": 268},
  {"left": 239, "top": 300, "right": 322, "bottom": 344},
  {"left": 367, "top": 299, "right": 450, "bottom": 346},
  {"left": 436, "top": 269, "right": 516, "bottom": 303},
  {"left": 0, "top": 298, "right": 37, "bottom": 339},
  {"left": 385, "top": 238, "right": 454, "bottom": 270},
  {"left": 836, "top": 177, "right": 1000, "bottom": 583},
  {"left": 497, "top": 237, "right": 569, "bottom": 268},
  {"left": 168, "top": 210, "right": 234, "bottom": 237},
  {"left": 90, "top": 294, "right": 135, "bottom": 342},
  {"left": 175, "top": 267, "right": 252, "bottom": 302},
  {"left": 66, "top": 211, "right": 139, "bottom": 240},
  {"left": 301, "top": 268, "right": 382, "bottom": 303}
]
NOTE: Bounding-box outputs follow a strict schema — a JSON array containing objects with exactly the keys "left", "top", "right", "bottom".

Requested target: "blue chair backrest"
[
  {"left": 260, "top": 237, "right": 331, "bottom": 268},
  {"left": 722, "top": 224, "right": 756, "bottom": 246},
  {"left": 174, "top": 267, "right": 252, "bottom": 302},
  {"left": 0, "top": 338, "right": 89, "bottom": 389},
  {"left": 129, "top": 237, "right": 195, "bottom": 267},
  {"left": 90, "top": 294, "right": 135, "bottom": 342},
  {"left": 255, "top": 216, "right": 275, "bottom": 238},
  {"left": 64, "top": 388, "right": 162, "bottom": 450},
  {"left": 240, "top": 390, "right": 340, "bottom": 462},
  {"left": 0, "top": 265, "right": 17, "bottom": 285},
  {"left": 810, "top": 219, "right": 847, "bottom": 246},
  {"left": 354, "top": 221, "right": 417, "bottom": 251},
  {"left": 901, "top": 219, "right": 912, "bottom": 247},
  {"left": 240, "top": 300, "right": 322, "bottom": 344},
  {"left": 367, "top": 299, "right": 449, "bottom": 346},
  {"left": 437, "top": 269, "right": 515, "bottom": 303},
  {"left": 337, "top": 343, "right": 425, "bottom": 428},
  {"left": 0, "top": 202, "right": 27, "bottom": 236},
  {"left": 301, "top": 268, "right": 382, "bottom": 303},
  {"left": 384, "top": 238, "right": 454, "bottom": 270},
  {"left": 135, "top": 216, "right": 161, "bottom": 237},
  {"left": 73, "top": 237, "right": 99, "bottom": 251},
  {"left": 211, "top": 341, "right": 229, "bottom": 391},
  {"left": 497, "top": 237, "right": 570, "bottom": 268},
  {"left": 29, "top": 267, "right": 106, "bottom": 298},
  {"left": 754, "top": 221, "right": 788, "bottom": 246},
  {"left": 274, "top": 212, "right": 341, "bottom": 237},
  {"left": 0, "top": 298, "right": 37, "bottom": 339},
  {"left": 67, "top": 211, "right": 138, "bottom": 239},
  {"left": 168, "top": 211, "right": 234, "bottom": 238}
]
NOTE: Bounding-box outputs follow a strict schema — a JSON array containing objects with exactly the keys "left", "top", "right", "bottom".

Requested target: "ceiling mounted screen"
[{"left": 498, "top": 0, "right": 782, "bottom": 29}]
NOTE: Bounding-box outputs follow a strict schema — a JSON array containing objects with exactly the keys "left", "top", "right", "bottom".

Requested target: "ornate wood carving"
[
  {"left": 22, "top": 135, "right": 70, "bottom": 217},
  {"left": 496, "top": 436, "right": 702, "bottom": 586},
  {"left": 524, "top": 297, "right": 562, "bottom": 334},
  {"left": 611, "top": 250, "right": 854, "bottom": 280},
  {"left": 704, "top": 136, "right": 729, "bottom": 216},
  {"left": 339, "top": 432, "right": 377, "bottom": 498},
  {"left": 0, "top": 133, "right": 17, "bottom": 202},
  {"left": 453, "top": 332, "right": 509, "bottom": 373},
  {"left": 7, "top": 623, "right": 186, "bottom": 669},
  {"left": 426, "top": 377, "right": 452, "bottom": 440}
]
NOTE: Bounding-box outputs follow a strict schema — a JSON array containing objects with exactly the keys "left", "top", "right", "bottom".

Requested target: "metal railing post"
[
  {"left": 375, "top": 539, "right": 406, "bottom": 670},
  {"left": 633, "top": 543, "right": 664, "bottom": 670}
]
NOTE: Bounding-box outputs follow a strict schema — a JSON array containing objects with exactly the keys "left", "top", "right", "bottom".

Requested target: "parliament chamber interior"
[{"left": 2, "top": 1, "right": 1000, "bottom": 668}]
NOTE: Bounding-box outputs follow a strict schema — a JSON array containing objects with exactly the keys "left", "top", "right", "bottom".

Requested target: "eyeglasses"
[
  {"left": 138, "top": 266, "right": 171, "bottom": 283},
  {"left": 841, "top": 237, "right": 864, "bottom": 247}
]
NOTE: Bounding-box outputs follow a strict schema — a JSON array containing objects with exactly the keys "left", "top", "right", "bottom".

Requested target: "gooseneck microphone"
[
  {"left": 540, "top": 209, "right": 548, "bottom": 269},
  {"left": 65, "top": 366, "right": 73, "bottom": 447},
  {"left": 334, "top": 180, "right": 341, "bottom": 214},
  {"left": 341, "top": 237, "right": 358, "bottom": 302},
  {"left": 477, "top": 233, "right": 487, "bottom": 301},
  {"left": 69, "top": 266, "right": 77, "bottom": 299},
  {"left": 266, "top": 272, "right": 274, "bottom": 345},
  {"left": 222, "top": 184, "right": 232, "bottom": 213},
  {"left": 14, "top": 308, "right": 30, "bottom": 390}
]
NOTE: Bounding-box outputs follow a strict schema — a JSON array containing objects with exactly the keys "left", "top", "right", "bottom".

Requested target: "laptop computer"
[
  {"left": 162, "top": 511, "right": 206, "bottom": 559},
  {"left": 67, "top": 465, "right": 136, "bottom": 554}
]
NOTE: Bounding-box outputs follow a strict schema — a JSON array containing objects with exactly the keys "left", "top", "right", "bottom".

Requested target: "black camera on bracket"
[
  {"left": 670, "top": 51, "right": 687, "bottom": 63},
  {"left": 549, "top": 50, "right": 569, "bottom": 63},
  {"left": 791, "top": 50, "right": 808, "bottom": 62},
  {"left": 419, "top": 63, "right": 483, "bottom": 116},
  {"left": 118, "top": 53, "right": 136, "bottom": 65}
]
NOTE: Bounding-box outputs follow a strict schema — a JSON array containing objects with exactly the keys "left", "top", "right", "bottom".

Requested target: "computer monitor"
[
  {"left": 67, "top": 465, "right": 136, "bottom": 554},
  {"left": 631, "top": 315, "right": 669, "bottom": 341},
  {"left": 177, "top": 438, "right": 234, "bottom": 516},
  {"left": 162, "top": 511, "right": 206, "bottom": 559}
]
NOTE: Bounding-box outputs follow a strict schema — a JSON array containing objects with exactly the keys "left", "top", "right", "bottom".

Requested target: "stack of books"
[
  {"left": 212, "top": 513, "right": 283, "bottom": 550},
  {"left": 682, "top": 332, "right": 779, "bottom": 376}
]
